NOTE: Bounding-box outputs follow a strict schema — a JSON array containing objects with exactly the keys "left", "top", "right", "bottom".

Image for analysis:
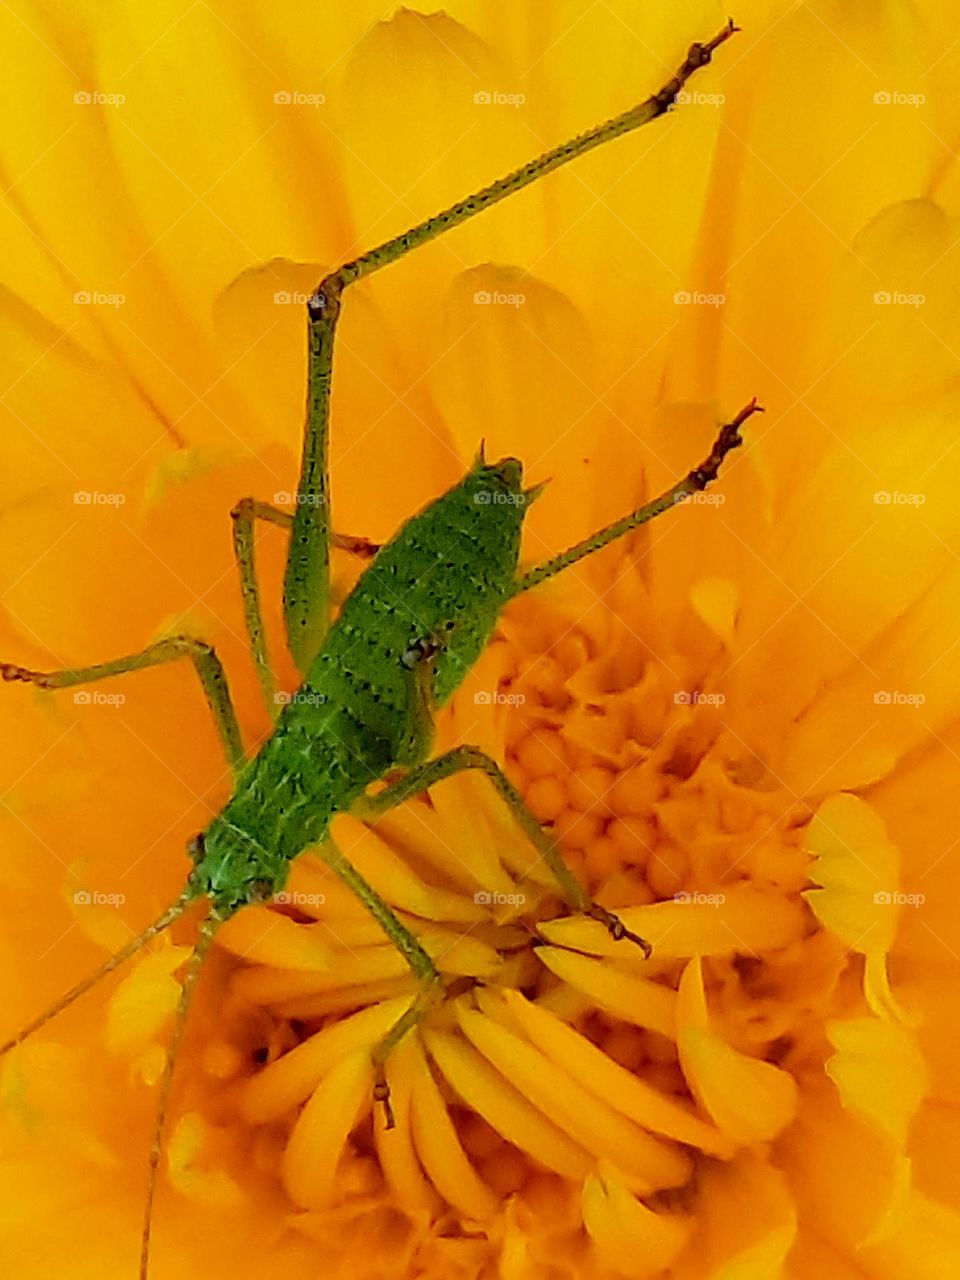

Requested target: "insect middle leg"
[
  {"left": 315, "top": 836, "right": 442, "bottom": 1126},
  {"left": 1, "top": 635, "right": 246, "bottom": 775},
  {"left": 231, "top": 497, "right": 378, "bottom": 712},
  {"left": 353, "top": 745, "right": 652, "bottom": 955}
]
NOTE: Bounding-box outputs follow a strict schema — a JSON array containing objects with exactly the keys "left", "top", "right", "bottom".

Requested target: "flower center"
[{"left": 180, "top": 571, "right": 821, "bottom": 1269}]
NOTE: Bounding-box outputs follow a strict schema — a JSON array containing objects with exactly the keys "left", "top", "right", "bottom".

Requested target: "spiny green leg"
[
  {"left": 140, "top": 913, "right": 219, "bottom": 1280},
  {"left": 283, "top": 20, "right": 738, "bottom": 673},
  {"left": 353, "top": 745, "right": 652, "bottom": 957},
  {"left": 316, "top": 837, "right": 441, "bottom": 1128},
  {"left": 232, "top": 497, "right": 379, "bottom": 717},
  {"left": 514, "top": 399, "right": 762, "bottom": 595},
  {"left": 1, "top": 636, "right": 245, "bottom": 776}
]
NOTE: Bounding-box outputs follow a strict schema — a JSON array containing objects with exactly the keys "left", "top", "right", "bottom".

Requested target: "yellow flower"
[{"left": 1, "top": 2, "right": 959, "bottom": 1278}]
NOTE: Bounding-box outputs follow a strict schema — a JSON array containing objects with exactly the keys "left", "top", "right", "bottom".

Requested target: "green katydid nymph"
[{"left": 0, "top": 19, "right": 758, "bottom": 1277}]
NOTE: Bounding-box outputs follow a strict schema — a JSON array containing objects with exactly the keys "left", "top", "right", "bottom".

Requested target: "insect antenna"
[
  {"left": 0, "top": 893, "right": 191, "bottom": 1059},
  {"left": 140, "top": 912, "right": 220, "bottom": 1280}
]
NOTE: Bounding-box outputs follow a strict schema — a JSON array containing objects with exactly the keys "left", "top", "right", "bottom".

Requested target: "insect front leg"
[
  {"left": 1, "top": 635, "right": 246, "bottom": 775},
  {"left": 232, "top": 497, "right": 378, "bottom": 713},
  {"left": 353, "top": 745, "right": 652, "bottom": 957}
]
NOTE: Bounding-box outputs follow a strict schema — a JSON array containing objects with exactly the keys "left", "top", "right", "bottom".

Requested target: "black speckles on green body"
[{"left": 190, "top": 458, "right": 528, "bottom": 911}]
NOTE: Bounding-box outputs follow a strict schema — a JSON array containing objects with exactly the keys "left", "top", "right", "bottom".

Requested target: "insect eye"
[{"left": 187, "top": 832, "right": 205, "bottom": 863}]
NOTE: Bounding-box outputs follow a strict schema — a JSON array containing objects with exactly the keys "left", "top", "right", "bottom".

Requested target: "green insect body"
[
  {"left": 0, "top": 22, "right": 755, "bottom": 1278},
  {"left": 194, "top": 457, "right": 528, "bottom": 907}
]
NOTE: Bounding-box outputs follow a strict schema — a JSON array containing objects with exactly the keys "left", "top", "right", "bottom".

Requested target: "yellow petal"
[
  {"left": 860, "top": 1187, "right": 960, "bottom": 1279},
  {"left": 539, "top": 886, "right": 806, "bottom": 959},
  {"left": 167, "top": 1111, "right": 242, "bottom": 1209},
  {"left": 678, "top": 960, "right": 798, "bottom": 1145},
  {"left": 372, "top": 1035, "right": 439, "bottom": 1214},
  {"left": 281, "top": 1047, "right": 374, "bottom": 1208},
  {"left": 105, "top": 945, "right": 191, "bottom": 1056},
  {"left": 689, "top": 577, "right": 739, "bottom": 649},
  {"left": 803, "top": 792, "right": 913, "bottom": 1022},
  {"left": 826, "top": 1017, "right": 927, "bottom": 1147},
  {"left": 423, "top": 1027, "right": 591, "bottom": 1180},
  {"left": 406, "top": 1035, "right": 498, "bottom": 1222},
  {"left": 240, "top": 996, "right": 411, "bottom": 1124},
  {"left": 216, "top": 908, "right": 334, "bottom": 971},
  {"left": 488, "top": 987, "right": 733, "bottom": 1158},
  {"left": 582, "top": 1164, "right": 692, "bottom": 1280},
  {"left": 456, "top": 1000, "right": 690, "bottom": 1191},
  {"left": 535, "top": 948, "right": 676, "bottom": 1038},
  {"left": 329, "top": 813, "right": 487, "bottom": 924}
]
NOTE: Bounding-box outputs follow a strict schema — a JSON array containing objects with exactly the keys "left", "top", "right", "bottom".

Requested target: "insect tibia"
[
  {"left": 307, "top": 21, "right": 739, "bottom": 297},
  {"left": 0, "top": 895, "right": 189, "bottom": 1059}
]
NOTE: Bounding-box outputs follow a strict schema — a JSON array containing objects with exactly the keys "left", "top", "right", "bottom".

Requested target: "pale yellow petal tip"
[
  {"left": 678, "top": 958, "right": 797, "bottom": 1145},
  {"left": 105, "top": 946, "right": 191, "bottom": 1057},
  {"left": 689, "top": 577, "right": 739, "bottom": 648},
  {"left": 142, "top": 444, "right": 239, "bottom": 511},
  {"left": 168, "top": 1111, "right": 243, "bottom": 1208},
  {"left": 804, "top": 792, "right": 918, "bottom": 1024},
  {"left": 582, "top": 1163, "right": 692, "bottom": 1280},
  {"left": 826, "top": 1016, "right": 927, "bottom": 1146},
  {"left": 863, "top": 950, "right": 920, "bottom": 1027}
]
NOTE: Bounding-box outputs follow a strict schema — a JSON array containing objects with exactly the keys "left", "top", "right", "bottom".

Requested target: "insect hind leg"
[
  {"left": 231, "top": 496, "right": 379, "bottom": 711},
  {"left": 283, "top": 22, "right": 738, "bottom": 672},
  {"left": 353, "top": 745, "right": 651, "bottom": 957}
]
